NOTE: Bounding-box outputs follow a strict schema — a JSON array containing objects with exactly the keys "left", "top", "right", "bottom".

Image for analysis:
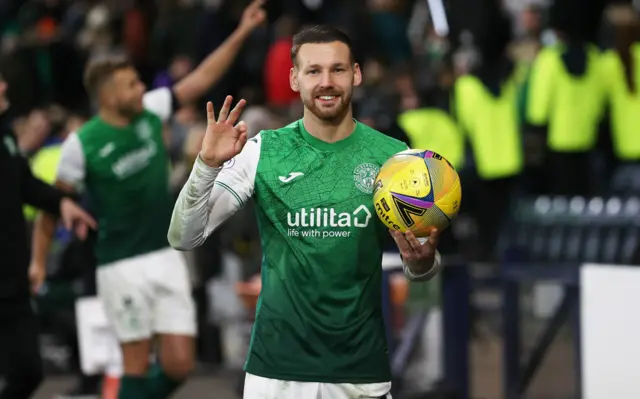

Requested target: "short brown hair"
[
  {"left": 290, "top": 25, "right": 355, "bottom": 68},
  {"left": 83, "top": 54, "right": 133, "bottom": 97}
]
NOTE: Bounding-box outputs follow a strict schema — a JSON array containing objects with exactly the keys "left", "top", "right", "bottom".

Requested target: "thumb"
[
  {"left": 29, "top": 268, "right": 42, "bottom": 293},
  {"left": 246, "top": 0, "right": 265, "bottom": 13},
  {"left": 234, "top": 132, "right": 247, "bottom": 155},
  {"left": 76, "top": 223, "right": 89, "bottom": 241},
  {"left": 77, "top": 208, "right": 97, "bottom": 229},
  {"left": 32, "top": 278, "right": 42, "bottom": 294},
  {"left": 235, "top": 120, "right": 248, "bottom": 134},
  {"left": 427, "top": 229, "right": 440, "bottom": 247}
]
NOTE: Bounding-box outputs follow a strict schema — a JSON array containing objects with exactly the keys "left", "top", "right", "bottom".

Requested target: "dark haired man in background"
[{"left": 0, "top": 74, "right": 96, "bottom": 399}]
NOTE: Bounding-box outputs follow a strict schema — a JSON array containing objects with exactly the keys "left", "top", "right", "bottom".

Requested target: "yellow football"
[{"left": 373, "top": 149, "right": 462, "bottom": 237}]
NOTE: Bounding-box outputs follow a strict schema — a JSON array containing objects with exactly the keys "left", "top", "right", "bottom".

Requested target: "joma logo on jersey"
[{"left": 286, "top": 205, "right": 372, "bottom": 239}]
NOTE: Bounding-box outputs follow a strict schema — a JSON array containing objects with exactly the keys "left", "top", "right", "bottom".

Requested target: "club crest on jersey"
[
  {"left": 353, "top": 163, "right": 379, "bottom": 194},
  {"left": 135, "top": 120, "right": 152, "bottom": 141},
  {"left": 222, "top": 158, "right": 235, "bottom": 169}
]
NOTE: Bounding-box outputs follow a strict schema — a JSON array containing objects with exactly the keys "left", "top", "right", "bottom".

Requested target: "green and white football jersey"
[
  {"left": 57, "top": 88, "right": 175, "bottom": 266},
  {"left": 170, "top": 119, "right": 407, "bottom": 383}
]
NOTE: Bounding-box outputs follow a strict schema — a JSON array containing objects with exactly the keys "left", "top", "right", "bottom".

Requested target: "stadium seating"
[{"left": 499, "top": 195, "right": 640, "bottom": 265}]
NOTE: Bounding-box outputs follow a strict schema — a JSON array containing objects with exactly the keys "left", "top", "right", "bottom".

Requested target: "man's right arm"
[
  {"left": 31, "top": 134, "right": 85, "bottom": 273},
  {"left": 168, "top": 134, "right": 261, "bottom": 250}
]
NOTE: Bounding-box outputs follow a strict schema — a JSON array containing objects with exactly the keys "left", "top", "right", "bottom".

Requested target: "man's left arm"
[{"left": 172, "top": 0, "right": 265, "bottom": 106}]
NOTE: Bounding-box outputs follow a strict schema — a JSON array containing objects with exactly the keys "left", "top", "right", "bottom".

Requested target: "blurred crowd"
[
  {"left": 2, "top": 0, "right": 640, "bottom": 394},
  {"left": 3, "top": 0, "right": 640, "bottom": 258}
]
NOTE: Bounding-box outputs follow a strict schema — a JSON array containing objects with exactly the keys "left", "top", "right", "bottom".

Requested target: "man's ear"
[
  {"left": 290, "top": 67, "right": 300, "bottom": 92},
  {"left": 353, "top": 63, "right": 362, "bottom": 87}
]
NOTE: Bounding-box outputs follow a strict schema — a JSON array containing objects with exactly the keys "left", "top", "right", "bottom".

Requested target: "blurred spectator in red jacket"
[{"left": 264, "top": 15, "right": 298, "bottom": 108}]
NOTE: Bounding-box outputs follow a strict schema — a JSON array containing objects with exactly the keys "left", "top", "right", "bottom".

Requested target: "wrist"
[
  {"left": 59, "top": 191, "right": 79, "bottom": 203},
  {"left": 198, "top": 153, "right": 223, "bottom": 168},
  {"left": 231, "top": 26, "right": 252, "bottom": 42},
  {"left": 31, "top": 261, "right": 46, "bottom": 270},
  {"left": 406, "top": 255, "right": 435, "bottom": 274},
  {"left": 403, "top": 251, "right": 442, "bottom": 282}
]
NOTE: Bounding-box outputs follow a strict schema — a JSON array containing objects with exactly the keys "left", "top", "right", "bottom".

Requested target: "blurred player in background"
[
  {"left": 30, "top": 2, "right": 267, "bottom": 398},
  {"left": 0, "top": 75, "right": 96, "bottom": 399},
  {"left": 168, "top": 25, "right": 442, "bottom": 399}
]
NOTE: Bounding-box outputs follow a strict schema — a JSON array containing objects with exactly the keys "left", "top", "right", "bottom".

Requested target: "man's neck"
[
  {"left": 302, "top": 108, "right": 356, "bottom": 143},
  {"left": 98, "top": 109, "right": 132, "bottom": 127}
]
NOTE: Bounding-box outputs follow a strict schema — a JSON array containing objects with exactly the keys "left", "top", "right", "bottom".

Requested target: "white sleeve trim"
[
  {"left": 168, "top": 133, "right": 261, "bottom": 250},
  {"left": 403, "top": 249, "right": 442, "bottom": 282},
  {"left": 56, "top": 132, "right": 85, "bottom": 189},
  {"left": 143, "top": 87, "right": 173, "bottom": 122}
]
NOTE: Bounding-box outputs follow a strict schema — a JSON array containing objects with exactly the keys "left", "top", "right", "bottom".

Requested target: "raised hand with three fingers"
[{"left": 199, "top": 95, "right": 248, "bottom": 168}]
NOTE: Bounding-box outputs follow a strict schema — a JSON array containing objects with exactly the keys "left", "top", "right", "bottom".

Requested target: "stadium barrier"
[
  {"left": 581, "top": 263, "right": 640, "bottom": 399},
  {"left": 500, "top": 195, "right": 640, "bottom": 399}
]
